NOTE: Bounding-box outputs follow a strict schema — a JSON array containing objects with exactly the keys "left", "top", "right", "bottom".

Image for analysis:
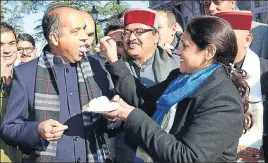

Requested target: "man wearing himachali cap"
[
  {"left": 204, "top": 0, "right": 268, "bottom": 60},
  {"left": 121, "top": 8, "right": 180, "bottom": 88},
  {"left": 107, "top": 8, "right": 180, "bottom": 162},
  {"left": 215, "top": 10, "right": 268, "bottom": 162}
]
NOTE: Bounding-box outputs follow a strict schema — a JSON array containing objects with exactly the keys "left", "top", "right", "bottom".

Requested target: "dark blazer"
[
  {"left": 0, "top": 55, "right": 116, "bottom": 161},
  {"left": 106, "top": 59, "right": 244, "bottom": 162}
]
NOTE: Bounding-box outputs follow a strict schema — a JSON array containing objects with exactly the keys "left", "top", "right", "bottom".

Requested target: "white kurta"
[{"left": 238, "top": 48, "right": 264, "bottom": 162}]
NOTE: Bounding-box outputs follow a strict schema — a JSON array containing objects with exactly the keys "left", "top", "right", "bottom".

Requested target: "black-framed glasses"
[
  {"left": 122, "top": 28, "right": 156, "bottom": 38},
  {"left": 17, "top": 47, "right": 34, "bottom": 53}
]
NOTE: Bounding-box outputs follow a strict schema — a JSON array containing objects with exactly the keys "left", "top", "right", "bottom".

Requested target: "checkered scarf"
[{"left": 32, "top": 49, "right": 112, "bottom": 162}]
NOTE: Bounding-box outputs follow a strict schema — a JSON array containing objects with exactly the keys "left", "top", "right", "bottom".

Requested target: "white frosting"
[{"left": 85, "top": 96, "right": 120, "bottom": 113}]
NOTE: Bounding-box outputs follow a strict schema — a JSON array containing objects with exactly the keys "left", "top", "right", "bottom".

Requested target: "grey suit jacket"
[{"left": 250, "top": 21, "right": 268, "bottom": 60}]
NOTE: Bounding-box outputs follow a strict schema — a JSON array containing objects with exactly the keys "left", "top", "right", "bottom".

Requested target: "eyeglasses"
[
  {"left": 17, "top": 47, "right": 34, "bottom": 54},
  {"left": 122, "top": 28, "right": 156, "bottom": 38},
  {"left": 116, "top": 41, "right": 123, "bottom": 47}
]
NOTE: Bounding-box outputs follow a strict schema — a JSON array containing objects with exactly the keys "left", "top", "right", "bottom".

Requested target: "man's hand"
[
  {"left": 99, "top": 36, "right": 118, "bottom": 63},
  {"left": 38, "top": 119, "right": 68, "bottom": 141}
]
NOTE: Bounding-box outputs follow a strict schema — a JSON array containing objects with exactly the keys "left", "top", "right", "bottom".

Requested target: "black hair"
[
  {"left": 186, "top": 16, "right": 251, "bottom": 133},
  {"left": 104, "top": 21, "right": 124, "bottom": 36},
  {"left": 0, "top": 22, "right": 16, "bottom": 37},
  {"left": 17, "top": 33, "right": 36, "bottom": 47}
]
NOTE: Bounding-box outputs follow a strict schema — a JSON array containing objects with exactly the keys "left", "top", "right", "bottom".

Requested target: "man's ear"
[
  {"left": 49, "top": 33, "right": 59, "bottom": 46},
  {"left": 206, "top": 44, "right": 217, "bottom": 61},
  {"left": 171, "top": 24, "right": 177, "bottom": 35},
  {"left": 245, "top": 33, "right": 253, "bottom": 48}
]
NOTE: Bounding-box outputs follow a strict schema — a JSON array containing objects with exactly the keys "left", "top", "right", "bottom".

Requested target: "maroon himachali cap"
[
  {"left": 215, "top": 10, "right": 253, "bottom": 31},
  {"left": 123, "top": 8, "right": 159, "bottom": 28}
]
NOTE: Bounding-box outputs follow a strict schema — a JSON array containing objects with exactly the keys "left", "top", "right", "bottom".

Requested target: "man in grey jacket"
[
  {"left": 121, "top": 8, "right": 179, "bottom": 87},
  {"left": 104, "top": 8, "right": 180, "bottom": 162},
  {"left": 204, "top": 0, "right": 268, "bottom": 60}
]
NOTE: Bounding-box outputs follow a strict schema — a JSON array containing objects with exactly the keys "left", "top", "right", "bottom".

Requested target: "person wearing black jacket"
[{"left": 99, "top": 16, "right": 252, "bottom": 162}]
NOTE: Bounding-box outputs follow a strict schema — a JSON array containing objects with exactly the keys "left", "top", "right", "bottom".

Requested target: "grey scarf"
[{"left": 125, "top": 47, "right": 179, "bottom": 84}]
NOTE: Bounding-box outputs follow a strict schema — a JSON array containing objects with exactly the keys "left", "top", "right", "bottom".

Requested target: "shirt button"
[
  {"left": 71, "top": 113, "right": 76, "bottom": 117},
  {"left": 141, "top": 68, "right": 144, "bottom": 72},
  {"left": 69, "top": 90, "right": 72, "bottom": 96},
  {"left": 66, "top": 68, "right": 69, "bottom": 73},
  {"left": 74, "top": 136, "right": 79, "bottom": 141},
  {"left": 77, "top": 158, "right": 82, "bottom": 163}
]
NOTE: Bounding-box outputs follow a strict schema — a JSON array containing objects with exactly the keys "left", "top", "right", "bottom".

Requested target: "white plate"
[{"left": 85, "top": 101, "right": 120, "bottom": 113}]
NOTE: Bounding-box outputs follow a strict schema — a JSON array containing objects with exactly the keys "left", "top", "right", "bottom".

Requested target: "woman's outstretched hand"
[{"left": 102, "top": 95, "right": 135, "bottom": 121}]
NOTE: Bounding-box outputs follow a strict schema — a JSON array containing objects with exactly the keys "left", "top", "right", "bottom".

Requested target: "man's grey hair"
[
  {"left": 157, "top": 10, "right": 177, "bottom": 26},
  {"left": 42, "top": 3, "right": 79, "bottom": 41}
]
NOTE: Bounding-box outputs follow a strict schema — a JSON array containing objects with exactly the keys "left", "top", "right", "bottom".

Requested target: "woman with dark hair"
[{"left": 100, "top": 16, "right": 251, "bottom": 162}]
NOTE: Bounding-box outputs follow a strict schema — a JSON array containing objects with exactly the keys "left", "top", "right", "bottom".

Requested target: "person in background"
[
  {"left": 0, "top": 22, "right": 22, "bottom": 163},
  {"left": 204, "top": 0, "right": 268, "bottom": 60},
  {"left": 17, "top": 33, "right": 37, "bottom": 64},
  {"left": 104, "top": 22, "right": 127, "bottom": 59},
  {"left": 101, "top": 15, "right": 251, "bottom": 162},
  {"left": 81, "top": 9, "right": 110, "bottom": 62},
  {"left": 215, "top": 10, "right": 268, "bottom": 162},
  {"left": 1, "top": 4, "right": 116, "bottom": 162},
  {"left": 80, "top": 10, "right": 95, "bottom": 53},
  {"left": 157, "top": 10, "right": 182, "bottom": 55},
  {"left": 97, "top": 8, "right": 180, "bottom": 162}
]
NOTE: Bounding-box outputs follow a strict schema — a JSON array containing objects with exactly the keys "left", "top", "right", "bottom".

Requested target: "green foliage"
[
  {"left": 2, "top": 0, "right": 129, "bottom": 44},
  {"left": 1, "top": 1, "right": 24, "bottom": 34}
]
